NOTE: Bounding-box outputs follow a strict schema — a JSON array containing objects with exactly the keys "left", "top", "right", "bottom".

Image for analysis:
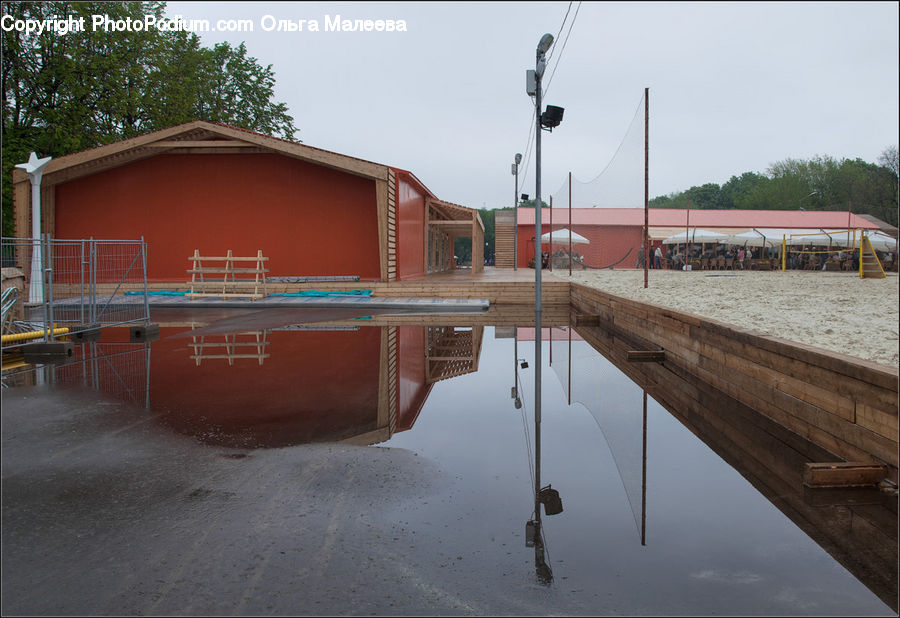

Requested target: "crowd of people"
[{"left": 638, "top": 243, "right": 897, "bottom": 272}]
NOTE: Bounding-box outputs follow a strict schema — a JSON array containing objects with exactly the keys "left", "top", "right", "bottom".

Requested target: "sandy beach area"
[{"left": 557, "top": 269, "right": 900, "bottom": 368}]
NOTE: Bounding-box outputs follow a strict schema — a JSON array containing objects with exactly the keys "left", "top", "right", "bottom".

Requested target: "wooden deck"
[{"left": 133, "top": 267, "right": 570, "bottom": 306}]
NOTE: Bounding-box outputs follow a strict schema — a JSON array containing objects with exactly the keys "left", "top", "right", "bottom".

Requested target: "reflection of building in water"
[
  {"left": 189, "top": 329, "right": 270, "bottom": 366},
  {"left": 147, "top": 325, "right": 483, "bottom": 449},
  {"left": 568, "top": 321, "right": 899, "bottom": 613},
  {"left": 425, "top": 326, "right": 483, "bottom": 383}
]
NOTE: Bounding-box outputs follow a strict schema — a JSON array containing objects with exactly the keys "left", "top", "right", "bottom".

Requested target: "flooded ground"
[{"left": 1, "top": 314, "right": 896, "bottom": 616}]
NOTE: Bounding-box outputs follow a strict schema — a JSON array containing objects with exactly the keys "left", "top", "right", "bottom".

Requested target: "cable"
[
  {"left": 544, "top": 1, "right": 582, "bottom": 99},
  {"left": 545, "top": 2, "right": 572, "bottom": 65}
]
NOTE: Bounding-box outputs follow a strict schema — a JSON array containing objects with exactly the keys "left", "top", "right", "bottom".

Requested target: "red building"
[
  {"left": 11, "top": 121, "right": 483, "bottom": 282},
  {"left": 504, "top": 208, "right": 882, "bottom": 269}
]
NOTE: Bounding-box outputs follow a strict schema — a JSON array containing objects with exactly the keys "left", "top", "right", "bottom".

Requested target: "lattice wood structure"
[
  {"left": 425, "top": 326, "right": 484, "bottom": 384},
  {"left": 425, "top": 198, "right": 484, "bottom": 274},
  {"left": 187, "top": 249, "right": 268, "bottom": 299},
  {"left": 189, "top": 329, "right": 270, "bottom": 365}
]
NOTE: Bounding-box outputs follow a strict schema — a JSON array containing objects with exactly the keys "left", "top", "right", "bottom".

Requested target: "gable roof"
[{"left": 11, "top": 120, "right": 392, "bottom": 187}]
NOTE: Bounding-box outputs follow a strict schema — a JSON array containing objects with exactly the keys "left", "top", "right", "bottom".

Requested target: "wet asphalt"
[{"left": 1, "top": 386, "right": 568, "bottom": 616}]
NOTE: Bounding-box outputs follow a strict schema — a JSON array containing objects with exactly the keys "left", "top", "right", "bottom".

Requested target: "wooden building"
[{"left": 11, "top": 121, "right": 483, "bottom": 282}]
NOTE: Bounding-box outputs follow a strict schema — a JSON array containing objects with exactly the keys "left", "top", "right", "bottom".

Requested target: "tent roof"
[{"left": 516, "top": 208, "right": 880, "bottom": 230}]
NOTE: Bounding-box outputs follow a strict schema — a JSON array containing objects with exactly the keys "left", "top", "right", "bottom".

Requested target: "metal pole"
[
  {"left": 549, "top": 196, "right": 553, "bottom": 271},
  {"left": 514, "top": 164, "right": 519, "bottom": 271},
  {"left": 40, "top": 234, "right": 50, "bottom": 341},
  {"left": 568, "top": 172, "right": 572, "bottom": 276},
  {"left": 534, "top": 42, "right": 544, "bottom": 523},
  {"left": 45, "top": 234, "right": 55, "bottom": 341},
  {"left": 141, "top": 237, "right": 150, "bottom": 324}
]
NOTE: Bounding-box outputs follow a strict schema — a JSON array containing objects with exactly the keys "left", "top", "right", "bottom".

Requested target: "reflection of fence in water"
[
  {"left": 425, "top": 326, "right": 484, "bottom": 384},
  {"left": 550, "top": 326, "right": 646, "bottom": 542},
  {"left": 52, "top": 342, "right": 151, "bottom": 409}
]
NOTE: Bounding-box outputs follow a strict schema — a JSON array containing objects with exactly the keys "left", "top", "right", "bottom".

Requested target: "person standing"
[{"left": 654, "top": 245, "right": 662, "bottom": 269}]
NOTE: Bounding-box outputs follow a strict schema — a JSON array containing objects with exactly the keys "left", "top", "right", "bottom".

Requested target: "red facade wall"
[
  {"left": 54, "top": 153, "right": 381, "bottom": 281},
  {"left": 516, "top": 225, "right": 644, "bottom": 269},
  {"left": 395, "top": 173, "right": 426, "bottom": 279}
]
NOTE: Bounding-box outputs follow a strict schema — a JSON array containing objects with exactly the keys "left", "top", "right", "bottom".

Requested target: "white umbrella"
[
  {"left": 661, "top": 228, "right": 732, "bottom": 244},
  {"left": 864, "top": 231, "right": 899, "bottom": 252},
  {"left": 541, "top": 228, "right": 590, "bottom": 244}
]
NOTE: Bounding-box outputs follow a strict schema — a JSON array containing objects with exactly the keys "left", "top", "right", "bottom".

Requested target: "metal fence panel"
[{"left": 1, "top": 236, "right": 149, "bottom": 352}]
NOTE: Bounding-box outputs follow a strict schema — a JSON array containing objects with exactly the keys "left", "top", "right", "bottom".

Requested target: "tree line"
[
  {"left": 2, "top": 0, "right": 297, "bottom": 236},
  {"left": 650, "top": 148, "right": 899, "bottom": 227}
]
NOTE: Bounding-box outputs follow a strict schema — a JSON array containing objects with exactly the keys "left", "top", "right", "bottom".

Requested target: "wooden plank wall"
[
  {"left": 494, "top": 210, "right": 514, "bottom": 268},
  {"left": 569, "top": 282, "right": 900, "bottom": 481}
]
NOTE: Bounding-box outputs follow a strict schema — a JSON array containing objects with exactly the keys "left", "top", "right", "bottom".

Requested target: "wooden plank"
[
  {"left": 148, "top": 140, "right": 257, "bottom": 148},
  {"left": 626, "top": 350, "right": 666, "bottom": 362},
  {"left": 804, "top": 462, "right": 887, "bottom": 487},
  {"left": 376, "top": 177, "right": 389, "bottom": 282}
]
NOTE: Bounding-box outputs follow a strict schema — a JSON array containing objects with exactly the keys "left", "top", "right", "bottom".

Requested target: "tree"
[
  {"left": 2, "top": 0, "right": 298, "bottom": 235},
  {"left": 518, "top": 198, "right": 550, "bottom": 209}
]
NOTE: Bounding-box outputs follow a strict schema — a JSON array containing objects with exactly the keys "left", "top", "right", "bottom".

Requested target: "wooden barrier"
[
  {"left": 187, "top": 250, "right": 268, "bottom": 300},
  {"left": 569, "top": 282, "right": 900, "bottom": 482}
]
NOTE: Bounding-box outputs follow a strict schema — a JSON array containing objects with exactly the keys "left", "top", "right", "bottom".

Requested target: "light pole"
[
  {"left": 798, "top": 190, "right": 817, "bottom": 211},
  {"left": 15, "top": 152, "right": 53, "bottom": 304},
  {"left": 512, "top": 153, "right": 522, "bottom": 270}
]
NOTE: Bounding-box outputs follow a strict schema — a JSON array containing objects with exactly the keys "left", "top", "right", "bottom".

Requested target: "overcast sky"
[{"left": 164, "top": 1, "right": 899, "bottom": 210}]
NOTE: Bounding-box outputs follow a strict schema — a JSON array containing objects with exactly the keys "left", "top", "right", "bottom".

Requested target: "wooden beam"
[
  {"left": 574, "top": 314, "right": 600, "bottom": 327},
  {"left": 803, "top": 462, "right": 887, "bottom": 488},
  {"left": 376, "top": 178, "right": 389, "bottom": 282},
  {"left": 147, "top": 140, "right": 258, "bottom": 148},
  {"left": 627, "top": 350, "right": 666, "bottom": 362}
]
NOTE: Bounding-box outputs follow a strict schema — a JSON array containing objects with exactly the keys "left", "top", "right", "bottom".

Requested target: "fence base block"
[
  {"left": 23, "top": 341, "right": 74, "bottom": 363},
  {"left": 71, "top": 324, "right": 103, "bottom": 342},
  {"left": 130, "top": 324, "right": 160, "bottom": 343}
]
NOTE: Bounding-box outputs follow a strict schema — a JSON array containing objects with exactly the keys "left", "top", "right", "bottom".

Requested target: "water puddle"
[{"left": 1, "top": 316, "right": 896, "bottom": 615}]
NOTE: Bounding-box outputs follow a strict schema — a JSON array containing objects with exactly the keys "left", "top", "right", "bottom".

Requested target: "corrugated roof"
[{"left": 516, "top": 208, "right": 880, "bottom": 230}]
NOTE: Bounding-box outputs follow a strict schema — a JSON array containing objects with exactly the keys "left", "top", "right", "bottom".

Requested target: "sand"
[{"left": 556, "top": 269, "right": 900, "bottom": 368}]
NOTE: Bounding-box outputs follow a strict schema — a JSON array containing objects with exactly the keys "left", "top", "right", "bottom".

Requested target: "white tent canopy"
[
  {"left": 661, "top": 228, "right": 734, "bottom": 244},
  {"left": 541, "top": 228, "right": 590, "bottom": 245}
]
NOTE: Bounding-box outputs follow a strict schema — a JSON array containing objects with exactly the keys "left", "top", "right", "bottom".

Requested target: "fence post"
[{"left": 141, "top": 237, "right": 150, "bottom": 324}]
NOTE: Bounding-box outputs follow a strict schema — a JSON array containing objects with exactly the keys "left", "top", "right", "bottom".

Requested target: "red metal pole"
[
  {"left": 569, "top": 171, "right": 572, "bottom": 276},
  {"left": 549, "top": 196, "right": 553, "bottom": 271}
]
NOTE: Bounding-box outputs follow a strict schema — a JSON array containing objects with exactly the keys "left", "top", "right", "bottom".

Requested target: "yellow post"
[{"left": 781, "top": 235, "right": 786, "bottom": 271}]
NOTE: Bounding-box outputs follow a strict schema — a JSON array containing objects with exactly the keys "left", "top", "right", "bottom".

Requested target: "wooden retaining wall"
[{"left": 569, "top": 282, "right": 899, "bottom": 482}]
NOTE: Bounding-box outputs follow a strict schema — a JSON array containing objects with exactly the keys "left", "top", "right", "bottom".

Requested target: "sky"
[{"left": 163, "top": 1, "right": 899, "bottom": 210}]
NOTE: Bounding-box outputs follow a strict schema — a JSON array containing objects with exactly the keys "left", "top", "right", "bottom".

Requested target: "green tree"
[{"left": 2, "top": 0, "right": 297, "bottom": 236}]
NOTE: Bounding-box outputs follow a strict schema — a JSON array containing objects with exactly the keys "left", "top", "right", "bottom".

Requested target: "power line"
[
  {"left": 545, "top": 2, "right": 572, "bottom": 65},
  {"left": 517, "top": 2, "right": 579, "bottom": 199},
  {"left": 544, "top": 1, "right": 581, "bottom": 98}
]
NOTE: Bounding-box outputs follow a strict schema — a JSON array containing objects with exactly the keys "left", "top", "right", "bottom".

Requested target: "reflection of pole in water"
[{"left": 642, "top": 389, "right": 648, "bottom": 546}]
